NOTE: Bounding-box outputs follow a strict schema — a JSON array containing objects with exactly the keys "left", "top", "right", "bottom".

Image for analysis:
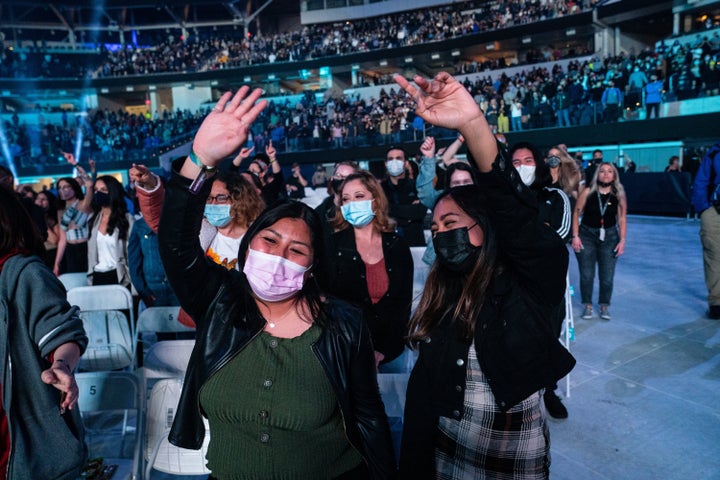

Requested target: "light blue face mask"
[
  {"left": 341, "top": 199, "right": 375, "bottom": 227},
  {"left": 204, "top": 204, "right": 232, "bottom": 227}
]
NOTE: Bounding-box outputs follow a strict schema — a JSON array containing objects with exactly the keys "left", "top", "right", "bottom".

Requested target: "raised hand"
[
  {"left": 232, "top": 146, "right": 255, "bottom": 167},
  {"left": 62, "top": 151, "right": 77, "bottom": 166},
  {"left": 420, "top": 136, "right": 436, "bottom": 158},
  {"left": 75, "top": 164, "right": 93, "bottom": 189},
  {"left": 394, "top": 72, "right": 483, "bottom": 131},
  {"left": 129, "top": 163, "right": 158, "bottom": 190},
  {"left": 265, "top": 139, "right": 276, "bottom": 159},
  {"left": 192, "top": 87, "right": 267, "bottom": 168},
  {"left": 396, "top": 72, "right": 496, "bottom": 172}
]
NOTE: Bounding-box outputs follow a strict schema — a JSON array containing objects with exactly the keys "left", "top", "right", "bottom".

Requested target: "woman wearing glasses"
[{"left": 131, "top": 167, "right": 264, "bottom": 271}]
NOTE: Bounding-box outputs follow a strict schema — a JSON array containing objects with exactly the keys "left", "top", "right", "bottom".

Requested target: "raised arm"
[
  {"left": 441, "top": 135, "right": 465, "bottom": 166},
  {"left": 395, "top": 73, "right": 497, "bottom": 172},
  {"left": 178, "top": 87, "right": 268, "bottom": 180}
]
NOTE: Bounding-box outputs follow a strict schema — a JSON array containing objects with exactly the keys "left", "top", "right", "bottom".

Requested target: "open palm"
[{"left": 193, "top": 87, "right": 267, "bottom": 168}]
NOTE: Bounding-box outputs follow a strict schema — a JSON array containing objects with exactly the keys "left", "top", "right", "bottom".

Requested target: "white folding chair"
[
  {"left": 134, "top": 306, "right": 194, "bottom": 364},
  {"left": 145, "top": 378, "right": 211, "bottom": 478},
  {"left": 409, "top": 246, "right": 430, "bottom": 313},
  {"left": 58, "top": 272, "right": 89, "bottom": 291},
  {"left": 68, "top": 285, "right": 136, "bottom": 371},
  {"left": 76, "top": 372, "right": 143, "bottom": 480},
  {"left": 140, "top": 340, "right": 195, "bottom": 382}
]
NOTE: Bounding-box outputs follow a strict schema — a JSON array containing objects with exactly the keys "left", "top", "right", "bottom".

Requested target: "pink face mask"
[{"left": 243, "top": 248, "right": 309, "bottom": 302}]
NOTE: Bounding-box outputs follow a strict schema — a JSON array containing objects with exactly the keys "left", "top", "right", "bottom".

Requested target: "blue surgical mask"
[
  {"left": 204, "top": 204, "right": 232, "bottom": 227},
  {"left": 341, "top": 200, "right": 375, "bottom": 227},
  {"left": 386, "top": 159, "right": 405, "bottom": 177}
]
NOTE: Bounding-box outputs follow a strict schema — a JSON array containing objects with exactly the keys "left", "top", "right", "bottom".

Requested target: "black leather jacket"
[
  {"left": 399, "top": 148, "right": 576, "bottom": 478},
  {"left": 158, "top": 163, "right": 397, "bottom": 479}
]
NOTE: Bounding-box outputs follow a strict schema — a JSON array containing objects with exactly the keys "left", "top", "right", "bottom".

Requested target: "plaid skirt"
[{"left": 435, "top": 344, "right": 550, "bottom": 479}]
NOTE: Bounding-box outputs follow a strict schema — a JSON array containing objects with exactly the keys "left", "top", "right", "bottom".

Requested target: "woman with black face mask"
[
  {"left": 570, "top": 162, "right": 627, "bottom": 321},
  {"left": 86, "top": 175, "right": 134, "bottom": 287},
  {"left": 396, "top": 72, "right": 575, "bottom": 479}
]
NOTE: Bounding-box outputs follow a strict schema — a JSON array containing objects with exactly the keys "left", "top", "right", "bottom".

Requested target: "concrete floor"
[
  {"left": 93, "top": 214, "right": 720, "bottom": 479},
  {"left": 549, "top": 215, "right": 720, "bottom": 480}
]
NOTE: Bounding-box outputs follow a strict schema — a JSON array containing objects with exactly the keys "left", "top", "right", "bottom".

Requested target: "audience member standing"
[
  {"left": 644, "top": 74, "right": 664, "bottom": 119},
  {"left": 54, "top": 163, "right": 94, "bottom": 276},
  {"left": 571, "top": 163, "right": 627, "bottom": 320},
  {"left": 381, "top": 147, "right": 427, "bottom": 246},
  {"left": 691, "top": 142, "right": 720, "bottom": 319},
  {"left": 395, "top": 72, "right": 574, "bottom": 479},
  {"left": 325, "top": 170, "right": 414, "bottom": 372},
  {"left": 157, "top": 87, "right": 396, "bottom": 478},
  {"left": 0, "top": 185, "right": 89, "bottom": 480},
  {"left": 601, "top": 81, "right": 623, "bottom": 123},
  {"left": 87, "top": 175, "right": 134, "bottom": 287}
]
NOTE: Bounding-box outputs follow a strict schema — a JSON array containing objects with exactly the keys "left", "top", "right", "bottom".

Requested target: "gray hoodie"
[{"left": 0, "top": 255, "right": 88, "bottom": 480}]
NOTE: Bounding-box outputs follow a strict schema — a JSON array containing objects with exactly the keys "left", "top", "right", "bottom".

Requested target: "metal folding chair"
[
  {"left": 134, "top": 306, "right": 194, "bottom": 365},
  {"left": 76, "top": 371, "right": 143, "bottom": 480},
  {"left": 58, "top": 272, "right": 88, "bottom": 291},
  {"left": 68, "top": 285, "right": 136, "bottom": 371}
]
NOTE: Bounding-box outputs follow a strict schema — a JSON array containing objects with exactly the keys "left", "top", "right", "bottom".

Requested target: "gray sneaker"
[
  {"left": 582, "top": 305, "right": 593, "bottom": 319},
  {"left": 600, "top": 307, "right": 611, "bottom": 320}
]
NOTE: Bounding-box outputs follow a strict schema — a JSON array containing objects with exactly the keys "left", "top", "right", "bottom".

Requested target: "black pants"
[
  {"left": 207, "top": 463, "right": 369, "bottom": 480},
  {"left": 91, "top": 269, "right": 118, "bottom": 286}
]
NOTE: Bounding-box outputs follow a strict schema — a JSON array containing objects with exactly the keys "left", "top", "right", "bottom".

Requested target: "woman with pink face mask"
[{"left": 158, "top": 87, "right": 396, "bottom": 479}]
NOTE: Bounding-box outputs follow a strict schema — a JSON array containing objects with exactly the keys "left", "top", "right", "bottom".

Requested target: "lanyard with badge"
[{"left": 597, "top": 191, "right": 611, "bottom": 241}]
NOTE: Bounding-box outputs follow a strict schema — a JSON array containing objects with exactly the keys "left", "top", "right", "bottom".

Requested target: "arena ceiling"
[{"left": 0, "top": 0, "right": 300, "bottom": 41}]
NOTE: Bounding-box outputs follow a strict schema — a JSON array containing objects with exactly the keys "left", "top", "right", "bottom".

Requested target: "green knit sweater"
[{"left": 199, "top": 325, "right": 363, "bottom": 479}]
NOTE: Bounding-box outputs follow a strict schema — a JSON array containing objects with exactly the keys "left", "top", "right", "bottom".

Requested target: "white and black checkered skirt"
[{"left": 434, "top": 344, "right": 550, "bottom": 479}]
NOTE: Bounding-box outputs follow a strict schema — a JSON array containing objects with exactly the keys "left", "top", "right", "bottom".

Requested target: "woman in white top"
[{"left": 87, "top": 175, "right": 134, "bottom": 287}]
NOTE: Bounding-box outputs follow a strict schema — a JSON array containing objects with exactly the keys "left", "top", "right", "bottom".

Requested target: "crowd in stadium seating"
[
  {"left": 4, "top": 28, "right": 720, "bottom": 168},
  {"left": 4, "top": 30, "right": 720, "bottom": 167},
  {"left": 3, "top": 107, "right": 207, "bottom": 167},
  {"left": 0, "top": 0, "right": 596, "bottom": 79}
]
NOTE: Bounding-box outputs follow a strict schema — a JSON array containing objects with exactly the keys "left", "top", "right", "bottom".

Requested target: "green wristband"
[{"left": 189, "top": 150, "right": 215, "bottom": 170}]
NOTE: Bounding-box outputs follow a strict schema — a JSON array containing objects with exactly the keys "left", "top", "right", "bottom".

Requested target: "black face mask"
[
  {"left": 597, "top": 180, "right": 612, "bottom": 188},
  {"left": 94, "top": 191, "right": 111, "bottom": 207},
  {"left": 433, "top": 224, "right": 482, "bottom": 273},
  {"left": 331, "top": 178, "right": 343, "bottom": 193}
]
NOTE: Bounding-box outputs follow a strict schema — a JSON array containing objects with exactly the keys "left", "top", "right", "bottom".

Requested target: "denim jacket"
[{"left": 128, "top": 216, "right": 177, "bottom": 304}]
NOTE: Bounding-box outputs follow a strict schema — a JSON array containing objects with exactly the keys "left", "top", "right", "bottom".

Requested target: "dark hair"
[
  {"left": 444, "top": 162, "right": 478, "bottom": 190},
  {"left": 385, "top": 146, "right": 407, "bottom": 159},
  {"left": 0, "top": 185, "right": 45, "bottom": 258},
  {"left": 90, "top": 175, "right": 130, "bottom": 241},
  {"left": 509, "top": 141, "right": 552, "bottom": 189},
  {"left": 409, "top": 186, "right": 498, "bottom": 344},
  {"left": 233, "top": 201, "right": 329, "bottom": 328},
  {"left": 56, "top": 177, "right": 84, "bottom": 207},
  {"left": 241, "top": 170, "right": 263, "bottom": 192},
  {"left": 37, "top": 190, "right": 59, "bottom": 228}
]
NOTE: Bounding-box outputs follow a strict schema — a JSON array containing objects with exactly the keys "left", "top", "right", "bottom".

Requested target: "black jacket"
[
  {"left": 399, "top": 149, "right": 576, "bottom": 478},
  {"left": 381, "top": 177, "right": 428, "bottom": 247},
  {"left": 158, "top": 163, "right": 397, "bottom": 479},
  {"left": 325, "top": 227, "right": 413, "bottom": 364}
]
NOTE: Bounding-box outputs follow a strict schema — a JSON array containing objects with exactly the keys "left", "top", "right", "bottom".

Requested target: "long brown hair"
[
  {"left": 549, "top": 145, "right": 582, "bottom": 197},
  {"left": 331, "top": 170, "right": 396, "bottom": 233},
  {"left": 409, "top": 187, "right": 498, "bottom": 345}
]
